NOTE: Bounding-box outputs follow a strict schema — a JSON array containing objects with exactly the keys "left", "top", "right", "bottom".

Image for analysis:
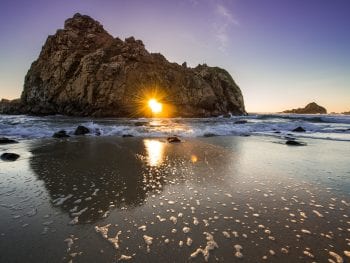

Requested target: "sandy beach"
[{"left": 0, "top": 135, "right": 349, "bottom": 262}]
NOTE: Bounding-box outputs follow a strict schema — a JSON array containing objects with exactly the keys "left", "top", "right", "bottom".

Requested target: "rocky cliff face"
[
  {"left": 2, "top": 13, "right": 245, "bottom": 117},
  {"left": 283, "top": 102, "right": 327, "bottom": 114}
]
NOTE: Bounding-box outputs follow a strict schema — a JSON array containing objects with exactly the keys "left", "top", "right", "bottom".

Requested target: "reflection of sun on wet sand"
[
  {"left": 0, "top": 136, "right": 349, "bottom": 262},
  {"left": 144, "top": 139, "right": 165, "bottom": 166}
]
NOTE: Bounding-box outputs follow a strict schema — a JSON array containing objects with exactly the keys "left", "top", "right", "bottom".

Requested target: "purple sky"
[{"left": 0, "top": 0, "right": 349, "bottom": 112}]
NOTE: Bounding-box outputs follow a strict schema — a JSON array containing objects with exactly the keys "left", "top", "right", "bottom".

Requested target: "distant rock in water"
[
  {"left": 53, "top": 130, "right": 70, "bottom": 138},
  {"left": 74, "top": 125, "right": 90, "bottom": 135},
  {"left": 283, "top": 102, "right": 327, "bottom": 114},
  {"left": 234, "top": 120, "right": 248, "bottom": 124},
  {"left": 1, "top": 13, "right": 246, "bottom": 117},
  {"left": 292, "top": 126, "right": 306, "bottom": 132},
  {"left": 342, "top": 111, "right": 350, "bottom": 115}
]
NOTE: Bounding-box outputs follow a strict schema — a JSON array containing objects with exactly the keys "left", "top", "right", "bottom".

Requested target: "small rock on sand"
[
  {"left": 0, "top": 137, "right": 18, "bottom": 144},
  {"left": 1, "top": 152, "right": 20, "bottom": 161},
  {"left": 286, "top": 140, "right": 306, "bottom": 146},
  {"left": 167, "top": 136, "right": 181, "bottom": 143}
]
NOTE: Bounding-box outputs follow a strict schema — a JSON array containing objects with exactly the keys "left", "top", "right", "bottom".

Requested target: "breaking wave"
[{"left": 1, "top": 114, "right": 350, "bottom": 141}]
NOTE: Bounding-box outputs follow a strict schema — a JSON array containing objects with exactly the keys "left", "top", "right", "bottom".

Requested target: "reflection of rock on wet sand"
[
  {"left": 28, "top": 137, "right": 237, "bottom": 224},
  {"left": 29, "top": 138, "right": 148, "bottom": 223}
]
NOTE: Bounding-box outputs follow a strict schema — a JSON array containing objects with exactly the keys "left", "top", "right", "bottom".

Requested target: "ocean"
[{"left": 1, "top": 113, "right": 350, "bottom": 141}]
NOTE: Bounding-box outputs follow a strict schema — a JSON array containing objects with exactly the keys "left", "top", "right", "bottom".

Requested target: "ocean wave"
[
  {"left": 256, "top": 114, "right": 350, "bottom": 124},
  {"left": 0, "top": 114, "right": 349, "bottom": 142}
]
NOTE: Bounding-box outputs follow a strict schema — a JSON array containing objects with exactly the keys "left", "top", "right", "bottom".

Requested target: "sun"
[{"left": 148, "top": 99, "right": 162, "bottom": 114}]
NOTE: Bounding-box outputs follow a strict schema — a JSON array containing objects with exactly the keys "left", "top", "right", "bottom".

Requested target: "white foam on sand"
[
  {"left": 138, "top": 225, "right": 147, "bottom": 231},
  {"left": 300, "top": 212, "right": 307, "bottom": 218},
  {"left": 190, "top": 232, "right": 218, "bottom": 262},
  {"left": 71, "top": 207, "right": 88, "bottom": 217},
  {"left": 222, "top": 231, "right": 230, "bottom": 238},
  {"left": 312, "top": 210, "right": 324, "bottom": 218},
  {"left": 169, "top": 216, "right": 177, "bottom": 224},
  {"left": 186, "top": 237, "right": 193, "bottom": 246},
  {"left": 156, "top": 215, "right": 166, "bottom": 222},
  {"left": 52, "top": 194, "right": 73, "bottom": 206},
  {"left": 341, "top": 200, "right": 349, "bottom": 206},
  {"left": 108, "top": 230, "right": 122, "bottom": 250},
  {"left": 183, "top": 227, "right": 190, "bottom": 233},
  {"left": 64, "top": 235, "right": 76, "bottom": 252},
  {"left": 118, "top": 255, "right": 132, "bottom": 261},
  {"left": 69, "top": 217, "right": 79, "bottom": 225},
  {"left": 329, "top": 251, "right": 344, "bottom": 263},
  {"left": 143, "top": 235, "right": 153, "bottom": 253},
  {"left": 234, "top": 244, "right": 243, "bottom": 258},
  {"left": 301, "top": 229, "right": 311, "bottom": 234},
  {"left": 303, "top": 250, "right": 315, "bottom": 258},
  {"left": 95, "top": 224, "right": 111, "bottom": 239}
]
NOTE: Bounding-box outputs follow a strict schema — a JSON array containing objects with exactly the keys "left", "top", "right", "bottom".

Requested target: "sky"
[{"left": 0, "top": 0, "right": 349, "bottom": 113}]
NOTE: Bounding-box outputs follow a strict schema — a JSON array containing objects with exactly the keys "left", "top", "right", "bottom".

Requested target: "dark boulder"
[
  {"left": 286, "top": 140, "right": 306, "bottom": 146},
  {"left": 167, "top": 136, "right": 181, "bottom": 143},
  {"left": 235, "top": 120, "right": 248, "bottom": 124},
  {"left": 95, "top": 128, "right": 101, "bottom": 136},
  {"left": 0, "top": 137, "right": 18, "bottom": 144},
  {"left": 53, "top": 130, "right": 70, "bottom": 138},
  {"left": 292, "top": 126, "right": 306, "bottom": 132},
  {"left": 74, "top": 125, "right": 90, "bottom": 135},
  {"left": 122, "top": 134, "right": 134, "bottom": 137},
  {"left": 1, "top": 153, "right": 20, "bottom": 161},
  {"left": 203, "top": 133, "right": 217, "bottom": 137},
  {"left": 134, "top": 122, "right": 148, "bottom": 127}
]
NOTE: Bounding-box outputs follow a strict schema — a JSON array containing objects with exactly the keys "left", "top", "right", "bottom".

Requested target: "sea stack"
[
  {"left": 3, "top": 13, "right": 246, "bottom": 117},
  {"left": 283, "top": 102, "right": 327, "bottom": 114}
]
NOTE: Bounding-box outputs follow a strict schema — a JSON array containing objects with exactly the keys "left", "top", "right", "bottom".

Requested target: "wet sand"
[{"left": 0, "top": 136, "right": 349, "bottom": 262}]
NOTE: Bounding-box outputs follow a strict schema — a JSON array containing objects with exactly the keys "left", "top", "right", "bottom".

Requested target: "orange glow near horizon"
[
  {"left": 148, "top": 99, "right": 162, "bottom": 114},
  {"left": 191, "top": 155, "right": 198, "bottom": 163}
]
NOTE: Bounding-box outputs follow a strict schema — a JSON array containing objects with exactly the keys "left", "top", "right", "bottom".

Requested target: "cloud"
[
  {"left": 186, "top": 0, "right": 238, "bottom": 51},
  {"left": 216, "top": 4, "right": 239, "bottom": 25},
  {"left": 214, "top": 3, "right": 238, "bottom": 51}
]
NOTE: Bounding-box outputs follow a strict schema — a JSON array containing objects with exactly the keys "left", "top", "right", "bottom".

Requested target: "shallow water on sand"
[{"left": 0, "top": 136, "right": 349, "bottom": 262}]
